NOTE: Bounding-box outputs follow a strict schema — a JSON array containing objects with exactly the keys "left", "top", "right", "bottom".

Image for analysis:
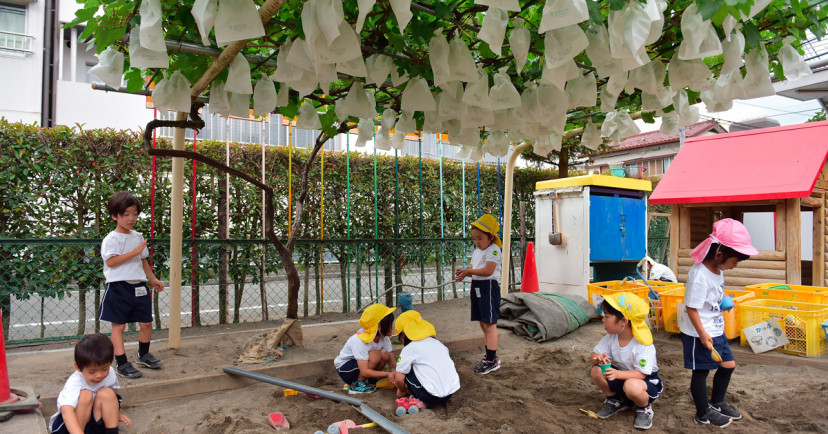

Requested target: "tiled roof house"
[{"left": 585, "top": 120, "right": 727, "bottom": 178}]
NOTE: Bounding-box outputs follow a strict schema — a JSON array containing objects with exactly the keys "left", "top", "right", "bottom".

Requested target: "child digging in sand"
[
  {"left": 334, "top": 304, "right": 396, "bottom": 394},
  {"left": 589, "top": 293, "right": 663, "bottom": 430}
]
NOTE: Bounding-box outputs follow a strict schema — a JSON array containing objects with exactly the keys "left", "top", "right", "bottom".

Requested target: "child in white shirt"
[
  {"left": 590, "top": 293, "right": 663, "bottom": 430},
  {"left": 49, "top": 333, "right": 132, "bottom": 434},
  {"left": 391, "top": 311, "right": 460, "bottom": 405},
  {"left": 334, "top": 304, "right": 396, "bottom": 394}
]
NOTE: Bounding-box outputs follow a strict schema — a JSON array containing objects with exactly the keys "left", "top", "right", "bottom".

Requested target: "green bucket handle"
[{"left": 769, "top": 285, "right": 791, "bottom": 290}]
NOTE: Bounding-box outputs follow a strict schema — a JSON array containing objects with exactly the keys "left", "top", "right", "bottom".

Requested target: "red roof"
[
  {"left": 605, "top": 120, "right": 722, "bottom": 152},
  {"left": 649, "top": 121, "right": 828, "bottom": 204}
]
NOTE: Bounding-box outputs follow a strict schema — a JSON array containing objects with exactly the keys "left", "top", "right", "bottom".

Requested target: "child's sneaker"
[
  {"left": 711, "top": 401, "right": 742, "bottom": 420},
  {"left": 597, "top": 397, "right": 629, "bottom": 419},
  {"left": 135, "top": 352, "right": 163, "bottom": 369},
  {"left": 116, "top": 362, "right": 142, "bottom": 379},
  {"left": 474, "top": 357, "right": 501, "bottom": 374},
  {"left": 634, "top": 404, "right": 654, "bottom": 430},
  {"left": 694, "top": 404, "right": 732, "bottom": 428},
  {"left": 348, "top": 380, "right": 376, "bottom": 394},
  {"left": 472, "top": 357, "right": 487, "bottom": 373}
]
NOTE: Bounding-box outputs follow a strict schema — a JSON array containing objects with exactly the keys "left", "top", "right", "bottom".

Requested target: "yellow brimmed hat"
[
  {"left": 358, "top": 304, "right": 396, "bottom": 343},
  {"left": 471, "top": 214, "right": 503, "bottom": 249},
  {"left": 392, "top": 310, "right": 436, "bottom": 341},
  {"left": 603, "top": 292, "right": 653, "bottom": 346}
]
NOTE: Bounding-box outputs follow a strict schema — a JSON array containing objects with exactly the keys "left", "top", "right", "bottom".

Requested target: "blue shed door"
[{"left": 589, "top": 195, "right": 646, "bottom": 261}]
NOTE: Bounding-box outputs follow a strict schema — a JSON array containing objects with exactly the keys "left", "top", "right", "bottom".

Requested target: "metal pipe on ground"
[{"left": 222, "top": 367, "right": 408, "bottom": 434}]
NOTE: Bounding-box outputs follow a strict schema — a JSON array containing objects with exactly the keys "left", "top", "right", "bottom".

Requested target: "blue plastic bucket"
[{"left": 398, "top": 293, "right": 413, "bottom": 312}]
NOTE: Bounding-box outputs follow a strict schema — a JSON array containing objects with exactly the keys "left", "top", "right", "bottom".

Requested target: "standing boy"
[
  {"left": 100, "top": 192, "right": 165, "bottom": 379},
  {"left": 49, "top": 333, "right": 132, "bottom": 434}
]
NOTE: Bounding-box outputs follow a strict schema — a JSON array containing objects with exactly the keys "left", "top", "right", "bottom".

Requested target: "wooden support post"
[
  {"left": 168, "top": 111, "right": 187, "bottom": 349},
  {"left": 669, "top": 206, "right": 680, "bottom": 275},
  {"left": 786, "top": 198, "right": 802, "bottom": 285},
  {"left": 775, "top": 202, "right": 786, "bottom": 252},
  {"left": 814, "top": 193, "right": 825, "bottom": 286}
]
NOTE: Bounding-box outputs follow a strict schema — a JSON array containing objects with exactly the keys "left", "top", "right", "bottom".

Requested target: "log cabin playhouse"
[{"left": 649, "top": 121, "right": 828, "bottom": 290}]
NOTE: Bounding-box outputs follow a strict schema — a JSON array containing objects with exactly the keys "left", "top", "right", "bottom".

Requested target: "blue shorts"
[
  {"left": 404, "top": 370, "right": 452, "bottom": 405},
  {"left": 470, "top": 279, "right": 500, "bottom": 323},
  {"left": 337, "top": 359, "right": 360, "bottom": 385},
  {"left": 51, "top": 394, "right": 121, "bottom": 434},
  {"left": 99, "top": 281, "right": 153, "bottom": 324},
  {"left": 681, "top": 333, "right": 735, "bottom": 370},
  {"left": 606, "top": 370, "right": 664, "bottom": 404}
]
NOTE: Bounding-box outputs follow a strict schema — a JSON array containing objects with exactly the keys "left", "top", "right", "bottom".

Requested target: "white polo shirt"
[
  {"left": 396, "top": 337, "right": 460, "bottom": 398},
  {"left": 101, "top": 230, "right": 149, "bottom": 283},
  {"left": 470, "top": 244, "right": 501, "bottom": 281}
]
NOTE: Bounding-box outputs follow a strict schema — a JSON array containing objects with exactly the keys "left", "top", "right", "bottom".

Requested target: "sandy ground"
[{"left": 7, "top": 297, "right": 828, "bottom": 434}]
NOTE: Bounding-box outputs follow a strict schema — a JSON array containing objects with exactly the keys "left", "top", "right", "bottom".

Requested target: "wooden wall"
[
  {"left": 667, "top": 161, "right": 828, "bottom": 289},
  {"left": 669, "top": 199, "right": 813, "bottom": 290}
]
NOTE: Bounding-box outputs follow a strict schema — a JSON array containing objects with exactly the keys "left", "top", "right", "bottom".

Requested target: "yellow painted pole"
[{"left": 168, "top": 111, "right": 187, "bottom": 348}]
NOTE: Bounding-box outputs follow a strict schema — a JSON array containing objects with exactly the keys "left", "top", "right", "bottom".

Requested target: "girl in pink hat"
[{"left": 680, "top": 218, "right": 757, "bottom": 428}]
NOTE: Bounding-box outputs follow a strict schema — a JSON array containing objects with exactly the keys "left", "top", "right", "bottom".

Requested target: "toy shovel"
[{"left": 711, "top": 347, "right": 722, "bottom": 362}]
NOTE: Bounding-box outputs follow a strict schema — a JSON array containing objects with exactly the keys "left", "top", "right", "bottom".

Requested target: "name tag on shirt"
[{"left": 135, "top": 285, "right": 148, "bottom": 297}]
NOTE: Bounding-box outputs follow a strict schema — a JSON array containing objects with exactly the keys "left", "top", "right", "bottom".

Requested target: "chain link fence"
[{"left": 0, "top": 238, "right": 528, "bottom": 344}]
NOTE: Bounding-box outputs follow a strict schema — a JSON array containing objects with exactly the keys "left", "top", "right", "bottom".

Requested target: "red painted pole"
[{"left": 0, "top": 320, "right": 11, "bottom": 402}]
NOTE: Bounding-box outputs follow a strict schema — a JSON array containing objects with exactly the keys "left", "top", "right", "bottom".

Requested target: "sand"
[{"left": 7, "top": 297, "right": 828, "bottom": 433}]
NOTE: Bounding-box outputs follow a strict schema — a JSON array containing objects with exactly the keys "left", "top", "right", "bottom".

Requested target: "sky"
[{"left": 637, "top": 95, "right": 824, "bottom": 133}]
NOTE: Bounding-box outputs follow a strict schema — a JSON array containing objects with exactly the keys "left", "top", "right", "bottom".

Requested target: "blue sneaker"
[{"left": 348, "top": 380, "right": 376, "bottom": 394}]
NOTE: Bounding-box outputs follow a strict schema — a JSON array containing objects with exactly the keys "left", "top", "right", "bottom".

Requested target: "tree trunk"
[
  {"left": 303, "top": 258, "right": 310, "bottom": 318},
  {"left": 260, "top": 243, "right": 268, "bottom": 321},
  {"left": 384, "top": 264, "right": 393, "bottom": 306},
  {"left": 557, "top": 146, "right": 570, "bottom": 179},
  {"left": 436, "top": 254, "right": 444, "bottom": 301},
  {"left": 234, "top": 278, "right": 245, "bottom": 323},
  {"left": 340, "top": 258, "right": 348, "bottom": 313}
]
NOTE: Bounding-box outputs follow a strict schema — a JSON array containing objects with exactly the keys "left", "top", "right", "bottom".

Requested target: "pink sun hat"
[{"left": 690, "top": 218, "right": 759, "bottom": 263}]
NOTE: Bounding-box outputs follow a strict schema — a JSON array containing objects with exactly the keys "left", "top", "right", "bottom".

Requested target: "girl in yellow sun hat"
[
  {"left": 455, "top": 213, "right": 502, "bottom": 375},
  {"left": 390, "top": 311, "right": 460, "bottom": 406},
  {"left": 334, "top": 304, "right": 396, "bottom": 394}
]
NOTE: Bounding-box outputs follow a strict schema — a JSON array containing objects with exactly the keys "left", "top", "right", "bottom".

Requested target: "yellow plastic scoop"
[
  {"left": 580, "top": 408, "right": 599, "bottom": 419},
  {"left": 711, "top": 347, "right": 722, "bottom": 362}
]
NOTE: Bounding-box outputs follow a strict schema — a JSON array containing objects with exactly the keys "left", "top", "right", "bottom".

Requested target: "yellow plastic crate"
[
  {"left": 739, "top": 299, "right": 828, "bottom": 357},
  {"left": 661, "top": 288, "right": 755, "bottom": 338},
  {"left": 744, "top": 283, "right": 828, "bottom": 305},
  {"left": 588, "top": 280, "right": 681, "bottom": 332},
  {"left": 587, "top": 280, "right": 681, "bottom": 306}
]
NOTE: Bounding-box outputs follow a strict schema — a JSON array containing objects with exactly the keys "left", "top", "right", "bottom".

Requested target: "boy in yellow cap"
[
  {"left": 391, "top": 311, "right": 460, "bottom": 405},
  {"left": 334, "top": 304, "right": 396, "bottom": 394},
  {"left": 589, "top": 293, "right": 663, "bottom": 430},
  {"left": 455, "top": 214, "right": 502, "bottom": 374}
]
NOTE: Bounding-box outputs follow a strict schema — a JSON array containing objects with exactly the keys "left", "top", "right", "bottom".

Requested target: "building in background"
[{"left": 585, "top": 120, "right": 727, "bottom": 179}]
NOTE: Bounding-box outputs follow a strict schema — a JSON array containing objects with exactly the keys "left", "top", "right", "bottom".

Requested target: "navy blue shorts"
[
  {"left": 606, "top": 370, "right": 664, "bottom": 404},
  {"left": 51, "top": 394, "right": 121, "bottom": 434},
  {"left": 682, "top": 333, "right": 734, "bottom": 370},
  {"left": 470, "top": 279, "right": 500, "bottom": 323},
  {"left": 99, "top": 281, "right": 153, "bottom": 324},
  {"left": 337, "top": 359, "right": 360, "bottom": 385},
  {"left": 404, "top": 370, "right": 451, "bottom": 405}
]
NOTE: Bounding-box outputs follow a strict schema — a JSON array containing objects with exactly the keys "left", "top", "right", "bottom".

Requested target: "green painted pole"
[
  {"left": 462, "top": 159, "right": 467, "bottom": 297},
  {"left": 373, "top": 147, "right": 379, "bottom": 299},
  {"left": 419, "top": 134, "right": 424, "bottom": 303},
  {"left": 345, "top": 133, "right": 351, "bottom": 312}
]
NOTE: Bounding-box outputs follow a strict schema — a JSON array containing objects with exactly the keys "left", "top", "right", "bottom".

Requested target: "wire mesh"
[{"left": 0, "top": 238, "right": 527, "bottom": 344}]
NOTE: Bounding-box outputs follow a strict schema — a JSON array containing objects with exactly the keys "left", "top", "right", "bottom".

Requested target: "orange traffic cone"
[{"left": 521, "top": 241, "right": 539, "bottom": 293}]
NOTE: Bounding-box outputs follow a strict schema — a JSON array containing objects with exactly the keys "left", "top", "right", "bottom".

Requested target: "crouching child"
[
  {"left": 589, "top": 293, "right": 663, "bottom": 431},
  {"left": 49, "top": 333, "right": 132, "bottom": 434},
  {"left": 391, "top": 311, "right": 460, "bottom": 406}
]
